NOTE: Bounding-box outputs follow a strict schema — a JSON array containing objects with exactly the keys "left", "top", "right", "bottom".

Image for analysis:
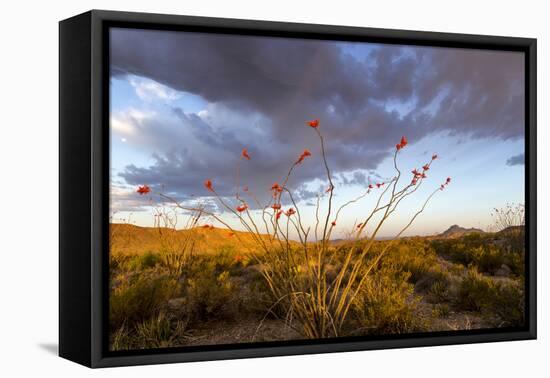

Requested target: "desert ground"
[{"left": 109, "top": 222, "right": 525, "bottom": 350}]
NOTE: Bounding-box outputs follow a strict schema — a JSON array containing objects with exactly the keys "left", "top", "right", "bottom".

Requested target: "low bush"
[
  {"left": 110, "top": 273, "right": 176, "bottom": 330},
  {"left": 352, "top": 265, "right": 425, "bottom": 335},
  {"left": 111, "top": 312, "right": 189, "bottom": 350},
  {"left": 456, "top": 268, "right": 524, "bottom": 326}
]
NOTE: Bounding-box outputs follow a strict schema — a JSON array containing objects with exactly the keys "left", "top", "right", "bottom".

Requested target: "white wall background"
[{"left": 0, "top": 0, "right": 547, "bottom": 376}]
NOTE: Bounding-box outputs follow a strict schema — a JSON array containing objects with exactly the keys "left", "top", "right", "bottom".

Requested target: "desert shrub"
[
  {"left": 433, "top": 236, "right": 523, "bottom": 277},
  {"left": 456, "top": 268, "right": 524, "bottom": 326},
  {"left": 457, "top": 268, "right": 494, "bottom": 311},
  {"left": 111, "top": 312, "right": 189, "bottom": 350},
  {"left": 352, "top": 265, "right": 424, "bottom": 334},
  {"left": 184, "top": 269, "right": 238, "bottom": 320},
  {"left": 429, "top": 280, "right": 451, "bottom": 302},
  {"left": 110, "top": 273, "right": 176, "bottom": 330},
  {"left": 490, "top": 279, "right": 524, "bottom": 327},
  {"left": 389, "top": 241, "right": 436, "bottom": 280},
  {"left": 432, "top": 303, "right": 450, "bottom": 318},
  {"left": 126, "top": 251, "right": 161, "bottom": 271},
  {"left": 414, "top": 269, "right": 450, "bottom": 294}
]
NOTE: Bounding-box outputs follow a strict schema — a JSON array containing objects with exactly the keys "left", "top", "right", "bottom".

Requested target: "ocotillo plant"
[{"left": 137, "top": 119, "right": 452, "bottom": 338}]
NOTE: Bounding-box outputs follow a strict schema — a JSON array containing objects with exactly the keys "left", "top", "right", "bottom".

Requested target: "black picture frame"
[{"left": 59, "top": 9, "right": 537, "bottom": 368}]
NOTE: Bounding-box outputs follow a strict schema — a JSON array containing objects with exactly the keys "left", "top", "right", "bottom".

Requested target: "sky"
[{"left": 109, "top": 27, "right": 525, "bottom": 239}]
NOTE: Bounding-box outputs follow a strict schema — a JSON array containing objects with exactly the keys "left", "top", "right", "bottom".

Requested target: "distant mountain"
[
  {"left": 110, "top": 223, "right": 293, "bottom": 256},
  {"left": 496, "top": 225, "right": 524, "bottom": 236},
  {"left": 436, "top": 225, "right": 485, "bottom": 239}
]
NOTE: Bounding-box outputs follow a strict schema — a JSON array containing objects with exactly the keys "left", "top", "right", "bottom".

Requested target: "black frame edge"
[
  {"left": 526, "top": 38, "right": 537, "bottom": 340},
  {"left": 59, "top": 11, "right": 93, "bottom": 367}
]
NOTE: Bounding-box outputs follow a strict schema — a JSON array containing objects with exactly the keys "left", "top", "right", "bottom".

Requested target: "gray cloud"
[
  {"left": 506, "top": 153, "right": 525, "bottom": 166},
  {"left": 110, "top": 28, "right": 525, "bottom": 204}
]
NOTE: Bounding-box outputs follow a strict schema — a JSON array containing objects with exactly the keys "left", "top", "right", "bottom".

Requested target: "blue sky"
[{"left": 109, "top": 29, "right": 525, "bottom": 238}]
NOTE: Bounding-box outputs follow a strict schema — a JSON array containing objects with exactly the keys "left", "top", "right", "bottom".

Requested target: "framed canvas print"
[{"left": 59, "top": 10, "right": 537, "bottom": 368}]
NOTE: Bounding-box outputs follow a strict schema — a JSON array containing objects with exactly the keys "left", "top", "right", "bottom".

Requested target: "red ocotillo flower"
[
  {"left": 271, "top": 182, "right": 283, "bottom": 197},
  {"left": 412, "top": 169, "right": 420, "bottom": 177},
  {"left": 422, "top": 164, "right": 430, "bottom": 171},
  {"left": 236, "top": 204, "right": 248, "bottom": 213},
  {"left": 368, "top": 184, "right": 374, "bottom": 189},
  {"left": 376, "top": 183, "right": 382, "bottom": 188},
  {"left": 396, "top": 143, "right": 402, "bottom": 151},
  {"left": 204, "top": 179, "right": 214, "bottom": 192},
  {"left": 411, "top": 178, "right": 418, "bottom": 186},
  {"left": 331, "top": 221, "right": 336, "bottom": 226},
  {"left": 275, "top": 210, "right": 283, "bottom": 221},
  {"left": 307, "top": 119, "right": 320, "bottom": 128},
  {"left": 136, "top": 185, "right": 151, "bottom": 195},
  {"left": 400, "top": 136, "right": 408, "bottom": 148},
  {"left": 357, "top": 223, "right": 363, "bottom": 229},
  {"left": 446, "top": 177, "right": 452, "bottom": 184},
  {"left": 285, "top": 208, "right": 296, "bottom": 216},
  {"left": 271, "top": 203, "right": 282, "bottom": 210},
  {"left": 326, "top": 184, "right": 334, "bottom": 193},
  {"left": 296, "top": 149, "right": 312, "bottom": 164},
  {"left": 241, "top": 148, "right": 251, "bottom": 160},
  {"left": 432, "top": 153, "right": 438, "bottom": 160}
]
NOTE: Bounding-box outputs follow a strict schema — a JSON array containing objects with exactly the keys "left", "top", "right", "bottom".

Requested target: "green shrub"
[
  {"left": 126, "top": 251, "right": 161, "bottom": 271},
  {"left": 110, "top": 273, "right": 176, "bottom": 330},
  {"left": 432, "top": 235, "right": 524, "bottom": 277},
  {"left": 111, "top": 312, "right": 189, "bottom": 350},
  {"left": 432, "top": 303, "right": 450, "bottom": 318},
  {"left": 185, "top": 269, "right": 238, "bottom": 320},
  {"left": 429, "top": 280, "right": 451, "bottom": 302},
  {"left": 352, "top": 265, "right": 425, "bottom": 334},
  {"left": 456, "top": 268, "right": 524, "bottom": 326}
]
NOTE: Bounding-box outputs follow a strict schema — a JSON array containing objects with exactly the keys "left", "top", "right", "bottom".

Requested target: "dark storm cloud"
[
  {"left": 506, "top": 153, "right": 525, "bottom": 166},
  {"left": 111, "top": 28, "right": 525, "bottom": 203}
]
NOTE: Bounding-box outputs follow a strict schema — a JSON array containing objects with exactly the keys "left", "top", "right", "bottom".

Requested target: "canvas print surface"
[{"left": 108, "top": 28, "right": 526, "bottom": 351}]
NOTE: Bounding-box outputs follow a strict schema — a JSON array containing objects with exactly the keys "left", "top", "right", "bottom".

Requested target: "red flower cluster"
[
  {"left": 241, "top": 148, "right": 251, "bottom": 160},
  {"left": 411, "top": 162, "right": 432, "bottom": 185},
  {"left": 285, "top": 208, "right": 296, "bottom": 216},
  {"left": 275, "top": 210, "right": 283, "bottom": 221},
  {"left": 296, "top": 149, "right": 312, "bottom": 164},
  {"left": 204, "top": 179, "right": 214, "bottom": 192},
  {"left": 136, "top": 185, "right": 151, "bottom": 195},
  {"left": 440, "top": 177, "right": 452, "bottom": 190},
  {"left": 396, "top": 136, "right": 408, "bottom": 151},
  {"left": 271, "top": 182, "right": 283, "bottom": 197},
  {"left": 271, "top": 203, "right": 282, "bottom": 210},
  {"left": 307, "top": 119, "right": 320, "bottom": 128},
  {"left": 331, "top": 221, "right": 336, "bottom": 226},
  {"left": 236, "top": 204, "right": 248, "bottom": 213}
]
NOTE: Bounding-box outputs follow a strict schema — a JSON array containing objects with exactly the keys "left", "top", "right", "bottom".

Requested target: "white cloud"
[
  {"left": 129, "top": 75, "right": 180, "bottom": 102},
  {"left": 110, "top": 108, "right": 156, "bottom": 137}
]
